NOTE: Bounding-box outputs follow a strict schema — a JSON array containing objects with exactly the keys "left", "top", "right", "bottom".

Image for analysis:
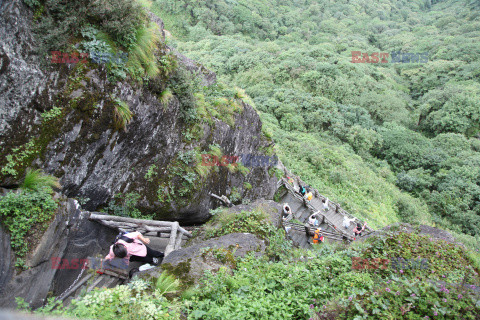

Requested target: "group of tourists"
[{"left": 285, "top": 176, "right": 368, "bottom": 243}]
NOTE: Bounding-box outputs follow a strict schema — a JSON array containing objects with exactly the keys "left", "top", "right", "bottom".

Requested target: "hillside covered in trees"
[
  {"left": 153, "top": 0, "right": 480, "bottom": 238},
  {"left": 2, "top": 0, "right": 480, "bottom": 319}
]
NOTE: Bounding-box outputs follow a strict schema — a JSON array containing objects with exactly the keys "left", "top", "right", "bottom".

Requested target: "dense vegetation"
[
  {"left": 29, "top": 221, "right": 480, "bottom": 319},
  {"left": 148, "top": 0, "right": 480, "bottom": 238},
  {"left": 0, "top": 170, "right": 59, "bottom": 268},
  {"left": 9, "top": 0, "right": 480, "bottom": 319}
]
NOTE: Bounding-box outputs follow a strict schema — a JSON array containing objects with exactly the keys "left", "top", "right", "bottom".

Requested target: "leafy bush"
[
  {"left": 185, "top": 231, "right": 479, "bottom": 320},
  {"left": 88, "top": 0, "right": 146, "bottom": 49},
  {"left": 66, "top": 277, "right": 181, "bottom": 320},
  {"left": 32, "top": 0, "right": 146, "bottom": 58},
  {"left": 168, "top": 66, "right": 198, "bottom": 123},
  {"left": 203, "top": 209, "right": 276, "bottom": 240},
  {"left": 23, "top": 0, "right": 40, "bottom": 7},
  {"left": 102, "top": 192, "right": 151, "bottom": 219},
  {"left": 0, "top": 189, "right": 58, "bottom": 257},
  {"left": 395, "top": 193, "right": 424, "bottom": 223}
]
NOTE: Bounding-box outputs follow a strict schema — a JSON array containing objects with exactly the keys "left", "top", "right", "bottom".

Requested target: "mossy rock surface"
[{"left": 151, "top": 233, "right": 266, "bottom": 286}]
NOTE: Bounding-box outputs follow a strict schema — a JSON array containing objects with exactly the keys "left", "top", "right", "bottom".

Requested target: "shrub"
[
  {"left": 102, "top": 192, "right": 151, "bottom": 219},
  {"left": 23, "top": 0, "right": 40, "bottom": 7},
  {"left": 168, "top": 65, "right": 199, "bottom": 123},
  {"left": 87, "top": 0, "right": 147, "bottom": 50},
  {"left": 0, "top": 189, "right": 58, "bottom": 257},
  {"left": 395, "top": 194, "right": 421, "bottom": 222},
  {"left": 203, "top": 209, "right": 276, "bottom": 240},
  {"left": 66, "top": 277, "right": 181, "bottom": 320},
  {"left": 32, "top": 0, "right": 146, "bottom": 59}
]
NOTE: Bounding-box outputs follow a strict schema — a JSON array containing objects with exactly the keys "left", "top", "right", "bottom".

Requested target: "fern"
[
  {"left": 20, "top": 169, "right": 60, "bottom": 192},
  {"left": 113, "top": 98, "right": 133, "bottom": 130},
  {"left": 155, "top": 272, "right": 180, "bottom": 296}
]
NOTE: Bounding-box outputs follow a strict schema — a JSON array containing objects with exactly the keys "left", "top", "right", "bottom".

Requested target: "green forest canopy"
[{"left": 151, "top": 0, "right": 480, "bottom": 236}]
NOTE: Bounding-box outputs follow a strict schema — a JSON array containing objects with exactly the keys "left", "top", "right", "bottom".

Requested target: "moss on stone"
[{"left": 161, "top": 259, "right": 194, "bottom": 289}]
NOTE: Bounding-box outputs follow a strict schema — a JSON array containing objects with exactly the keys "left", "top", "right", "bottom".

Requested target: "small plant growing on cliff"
[
  {"left": 145, "top": 164, "right": 158, "bottom": 182},
  {"left": 1, "top": 140, "right": 39, "bottom": 178},
  {"left": 229, "top": 187, "right": 241, "bottom": 203},
  {"left": 21, "top": 169, "right": 60, "bottom": 192},
  {"left": 103, "top": 192, "right": 151, "bottom": 219},
  {"left": 41, "top": 106, "right": 62, "bottom": 123},
  {"left": 112, "top": 98, "right": 133, "bottom": 130},
  {"left": 127, "top": 24, "right": 160, "bottom": 79},
  {"left": 23, "top": 0, "right": 40, "bottom": 7},
  {"left": 159, "top": 88, "right": 173, "bottom": 107}
]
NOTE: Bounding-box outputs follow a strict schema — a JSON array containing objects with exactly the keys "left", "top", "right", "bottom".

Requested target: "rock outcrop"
[
  {"left": 0, "top": 0, "right": 278, "bottom": 224},
  {"left": 146, "top": 232, "right": 266, "bottom": 286},
  {"left": 0, "top": 196, "right": 116, "bottom": 309}
]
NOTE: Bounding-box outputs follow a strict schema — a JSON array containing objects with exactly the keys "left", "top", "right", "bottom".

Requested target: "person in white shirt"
[
  {"left": 309, "top": 213, "right": 320, "bottom": 227},
  {"left": 343, "top": 216, "right": 356, "bottom": 229},
  {"left": 322, "top": 198, "right": 329, "bottom": 211}
]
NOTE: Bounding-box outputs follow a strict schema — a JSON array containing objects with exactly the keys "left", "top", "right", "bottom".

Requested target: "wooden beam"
[
  {"left": 90, "top": 213, "right": 177, "bottom": 227},
  {"left": 174, "top": 230, "right": 183, "bottom": 250},
  {"left": 89, "top": 213, "right": 192, "bottom": 237},
  {"left": 144, "top": 226, "right": 172, "bottom": 233},
  {"left": 97, "top": 221, "right": 139, "bottom": 229},
  {"left": 164, "top": 222, "right": 178, "bottom": 257}
]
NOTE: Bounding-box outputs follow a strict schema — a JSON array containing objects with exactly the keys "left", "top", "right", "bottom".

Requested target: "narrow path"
[{"left": 277, "top": 177, "right": 373, "bottom": 249}]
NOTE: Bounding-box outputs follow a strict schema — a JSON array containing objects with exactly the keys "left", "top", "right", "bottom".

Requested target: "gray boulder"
[{"left": 145, "top": 233, "right": 266, "bottom": 286}]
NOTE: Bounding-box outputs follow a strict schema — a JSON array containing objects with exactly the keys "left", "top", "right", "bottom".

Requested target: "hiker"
[
  {"left": 312, "top": 228, "right": 324, "bottom": 244},
  {"left": 282, "top": 203, "right": 292, "bottom": 221},
  {"left": 299, "top": 184, "right": 307, "bottom": 196},
  {"left": 353, "top": 222, "right": 367, "bottom": 237},
  {"left": 105, "top": 231, "right": 164, "bottom": 266},
  {"left": 304, "top": 190, "right": 313, "bottom": 203},
  {"left": 308, "top": 212, "right": 320, "bottom": 227},
  {"left": 343, "top": 216, "right": 356, "bottom": 229},
  {"left": 322, "top": 198, "right": 329, "bottom": 211}
]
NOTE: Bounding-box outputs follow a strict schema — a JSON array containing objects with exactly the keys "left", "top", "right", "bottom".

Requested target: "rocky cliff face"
[
  {"left": 0, "top": 0, "right": 278, "bottom": 224},
  {"left": 0, "top": 194, "right": 116, "bottom": 309}
]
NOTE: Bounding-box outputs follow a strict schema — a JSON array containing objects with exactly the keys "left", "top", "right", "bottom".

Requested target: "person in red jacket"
[{"left": 312, "top": 228, "right": 324, "bottom": 244}]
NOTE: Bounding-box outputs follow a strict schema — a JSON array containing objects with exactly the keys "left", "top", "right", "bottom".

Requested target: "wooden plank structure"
[
  {"left": 88, "top": 213, "right": 192, "bottom": 255},
  {"left": 52, "top": 214, "right": 192, "bottom": 308},
  {"left": 277, "top": 174, "right": 374, "bottom": 249}
]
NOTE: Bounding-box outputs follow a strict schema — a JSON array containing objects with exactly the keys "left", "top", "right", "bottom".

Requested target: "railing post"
[{"left": 164, "top": 222, "right": 178, "bottom": 257}]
